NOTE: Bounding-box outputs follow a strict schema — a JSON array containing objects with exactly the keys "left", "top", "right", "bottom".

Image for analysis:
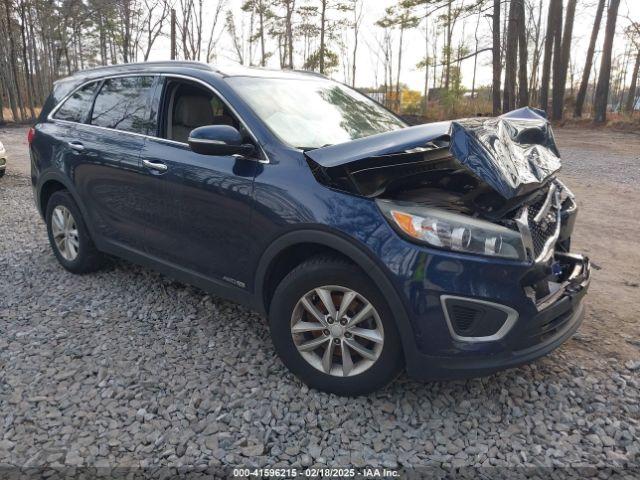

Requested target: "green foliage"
[{"left": 303, "top": 48, "right": 339, "bottom": 73}]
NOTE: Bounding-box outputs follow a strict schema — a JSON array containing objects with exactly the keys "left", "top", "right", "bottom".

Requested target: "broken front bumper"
[{"left": 402, "top": 252, "right": 590, "bottom": 381}]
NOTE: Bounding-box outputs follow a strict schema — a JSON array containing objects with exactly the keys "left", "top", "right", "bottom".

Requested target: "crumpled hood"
[{"left": 305, "top": 107, "right": 561, "bottom": 200}]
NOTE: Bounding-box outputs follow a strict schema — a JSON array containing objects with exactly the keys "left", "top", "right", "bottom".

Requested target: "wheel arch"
[
  {"left": 254, "top": 229, "right": 419, "bottom": 362},
  {"left": 37, "top": 172, "right": 98, "bottom": 241}
]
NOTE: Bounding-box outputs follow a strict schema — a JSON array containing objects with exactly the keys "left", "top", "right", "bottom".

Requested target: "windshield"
[{"left": 229, "top": 77, "right": 407, "bottom": 149}]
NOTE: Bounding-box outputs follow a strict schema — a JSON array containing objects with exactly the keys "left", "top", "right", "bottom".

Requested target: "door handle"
[
  {"left": 68, "top": 141, "right": 85, "bottom": 152},
  {"left": 142, "top": 159, "right": 168, "bottom": 173}
]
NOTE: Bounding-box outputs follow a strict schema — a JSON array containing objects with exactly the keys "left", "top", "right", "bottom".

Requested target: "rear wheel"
[
  {"left": 268, "top": 256, "right": 403, "bottom": 396},
  {"left": 45, "top": 190, "right": 105, "bottom": 273}
]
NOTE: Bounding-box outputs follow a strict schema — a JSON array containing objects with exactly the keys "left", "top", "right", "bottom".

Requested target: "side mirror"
[{"left": 188, "top": 125, "right": 255, "bottom": 157}]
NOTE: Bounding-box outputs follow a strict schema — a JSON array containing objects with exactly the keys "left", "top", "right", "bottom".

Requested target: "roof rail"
[
  {"left": 68, "top": 60, "right": 215, "bottom": 77},
  {"left": 292, "top": 69, "right": 328, "bottom": 79}
]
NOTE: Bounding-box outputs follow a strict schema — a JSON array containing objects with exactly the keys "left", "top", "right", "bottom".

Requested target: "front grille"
[
  {"left": 508, "top": 185, "right": 562, "bottom": 261},
  {"left": 527, "top": 198, "right": 559, "bottom": 257}
]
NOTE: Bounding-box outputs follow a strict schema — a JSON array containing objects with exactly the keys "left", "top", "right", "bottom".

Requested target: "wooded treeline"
[{"left": 0, "top": 0, "right": 639, "bottom": 125}]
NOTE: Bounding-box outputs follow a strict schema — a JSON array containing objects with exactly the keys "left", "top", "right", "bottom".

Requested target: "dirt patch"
[{"left": 555, "top": 127, "right": 640, "bottom": 362}]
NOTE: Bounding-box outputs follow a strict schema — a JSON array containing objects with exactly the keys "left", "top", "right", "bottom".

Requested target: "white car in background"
[{"left": 0, "top": 140, "right": 6, "bottom": 177}]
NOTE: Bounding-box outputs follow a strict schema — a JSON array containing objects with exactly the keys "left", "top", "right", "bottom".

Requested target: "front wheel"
[{"left": 268, "top": 256, "right": 404, "bottom": 396}]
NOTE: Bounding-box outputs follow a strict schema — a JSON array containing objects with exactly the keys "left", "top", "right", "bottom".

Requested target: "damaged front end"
[{"left": 306, "top": 107, "right": 588, "bottom": 308}]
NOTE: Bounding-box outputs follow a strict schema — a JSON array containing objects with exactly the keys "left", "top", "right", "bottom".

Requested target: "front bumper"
[{"left": 402, "top": 252, "right": 590, "bottom": 381}]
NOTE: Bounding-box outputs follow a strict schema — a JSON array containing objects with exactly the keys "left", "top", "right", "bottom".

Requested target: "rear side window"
[
  {"left": 91, "top": 76, "right": 155, "bottom": 134},
  {"left": 53, "top": 82, "right": 98, "bottom": 123}
]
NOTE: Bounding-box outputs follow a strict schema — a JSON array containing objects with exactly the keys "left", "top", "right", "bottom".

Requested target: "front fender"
[{"left": 254, "top": 228, "right": 421, "bottom": 367}]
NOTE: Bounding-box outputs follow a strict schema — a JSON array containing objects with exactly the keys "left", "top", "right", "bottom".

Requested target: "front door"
[{"left": 138, "top": 77, "right": 259, "bottom": 288}]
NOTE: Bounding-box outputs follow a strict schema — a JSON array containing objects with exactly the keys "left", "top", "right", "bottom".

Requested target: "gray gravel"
[
  {"left": 1, "top": 126, "right": 639, "bottom": 473},
  {"left": 558, "top": 129, "right": 640, "bottom": 186}
]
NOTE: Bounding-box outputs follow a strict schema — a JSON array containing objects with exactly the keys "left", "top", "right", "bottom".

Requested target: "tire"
[
  {"left": 45, "top": 190, "right": 105, "bottom": 274},
  {"left": 268, "top": 255, "right": 404, "bottom": 396},
  {"left": 0, "top": 169, "right": 5, "bottom": 178}
]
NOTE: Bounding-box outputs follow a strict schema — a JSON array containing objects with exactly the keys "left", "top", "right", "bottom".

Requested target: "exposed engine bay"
[
  {"left": 305, "top": 107, "right": 585, "bottom": 305},
  {"left": 305, "top": 107, "right": 562, "bottom": 221}
]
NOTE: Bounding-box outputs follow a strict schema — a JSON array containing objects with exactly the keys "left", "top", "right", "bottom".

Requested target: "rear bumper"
[{"left": 404, "top": 253, "right": 590, "bottom": 381}]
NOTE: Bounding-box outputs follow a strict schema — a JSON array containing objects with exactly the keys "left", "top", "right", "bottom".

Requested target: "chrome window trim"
[
  {"left": 46, "top": 71, "right": 269, "bottom": 164},
  {"left": 440, "top": 295, "right": 519, "bottom": 343}
]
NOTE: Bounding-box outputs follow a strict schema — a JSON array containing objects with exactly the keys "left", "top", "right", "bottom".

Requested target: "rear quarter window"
[
  {"left": 52, "top": 82, "right": 98, "bottom": 123},
  {"left": 90, "top": 76, "right": 156, "bottom": 134}
]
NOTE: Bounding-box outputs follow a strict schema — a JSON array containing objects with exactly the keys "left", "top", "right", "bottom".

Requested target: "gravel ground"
[{"left": 1, "top": 125, "right": 639, "bottom": 475}]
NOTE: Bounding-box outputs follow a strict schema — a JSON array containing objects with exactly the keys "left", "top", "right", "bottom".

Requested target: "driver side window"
[{"left": 163, "top": 80, "right": 239, "bottom": 144}]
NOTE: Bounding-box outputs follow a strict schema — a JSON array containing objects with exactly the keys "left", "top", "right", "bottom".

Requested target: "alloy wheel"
[
  {"left": 290, "top": 285, "right": 384, "bottom": 377},
  {"left": 51, "top": 205, "right": 80, "bottom": 261}
]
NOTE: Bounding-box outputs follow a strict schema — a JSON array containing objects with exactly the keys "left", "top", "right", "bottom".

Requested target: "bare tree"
[
  {"left": 594, "top": 0, "right": 621, "bottom": 124},
  {"left": 242, "top": 0, "right": 270, "bottom": 66},
  {"left": 625, "top": 49, "right": 640, "bottom": 113},
  {"left": 205, "top": 1, "right": 226, "bottom": 62},
  {"left": 141, "top": 0, "right": 171, "bottom": 61},
  {"left": 226, "top": 9, "right": 245, "bottom": 64},
  {"left": 540, "top": 0, "right": 562, "bottom": 112},
  {"left": 516, "top": 0, "right": 528, "bottom": 107},
  {"left": 552, "top": 0, "right": 576, "bottom": 120},
  {"left": 491, "top": 0, "right": 500, "bottom": 114},
  {"left": 503, "top": 0, "right": 518, "bottom": 112},
  {"left": 349, "top": 0, "right": 363, "bottom": 87},
  {"left": 527, "top": 0, "right": 544, "bottom": 104},
  {"left": 574, "top": 0, "right": 605, "bottom": 117}
]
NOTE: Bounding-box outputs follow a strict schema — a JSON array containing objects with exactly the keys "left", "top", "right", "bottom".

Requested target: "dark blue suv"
[{"left": 30, "top": 61, "right": 590, "bottom": 395}]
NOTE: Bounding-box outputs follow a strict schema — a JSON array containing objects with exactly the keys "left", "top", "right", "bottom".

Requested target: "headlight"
[{"left": 376, "top": 199, "right": 526, "bottom": 260}]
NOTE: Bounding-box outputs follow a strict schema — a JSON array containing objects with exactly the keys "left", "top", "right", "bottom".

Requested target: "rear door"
[{"left": 76, "top": 75, "right": 158, "bottom": 251}]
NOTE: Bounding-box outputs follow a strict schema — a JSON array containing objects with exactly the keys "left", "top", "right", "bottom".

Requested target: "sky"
[{"left": 149, "top": 0, "right": 640, "bottom": 91}]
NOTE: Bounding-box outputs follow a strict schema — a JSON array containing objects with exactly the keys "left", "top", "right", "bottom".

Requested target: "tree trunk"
[
  {"left": 491, "top": 0, "right": 501, "bottom": 115},
  {"left": 351, "top": 1, "right": 360, "bottom": 87},
  {"left": 594, "top": 0, "right": 621, "bottom": 124},
  {"left": 170, "top": 8, "right": 176, "bottom": 59},
  {"left": 444, "top": 0, "right": 452, "bottom": 90},
  {"left": 516, "top": 0, "right": 528, "bottom": 107},
  {"left": 503, "top": 0, "right": 518, "bottom": 112},
  {"left": 3, "top": 0, "right": 24, "bottom": 122},
  {"left": 528, "top": 0, "right": 544, "bottom": 103},
  {"left": 471, "top": 3, "right": 481, "bottom": 100},
  {"left": 122, "top": 0, "right": 131, "bottom": 62},
  {"left": 19, "top": 0, "right": 35, "bottom": 119},
  {"left": 395, "top": 20, "right": 404, "bottom": 114},
  {"left": 259, "top": 2, "right": 265, "bottom": 66},
  {"left": 285, "top": 0, "right": 294, "bottom": 69},
  {"left": 540, "top": 0, "right": 561, "bottom": 112},
  {"left": 549, "top": 0, "right": 564, "bottom": 117},
  {"left": 552, "top": 0, "right": 576, "bottom": 120},
  {"left": 624, "top": 48, "right": 640, "bottom": 113},
  {"left": 574, "top": 0, "right": 604, "bottom": 117},
  {"left": 432, "top": 28, "right": 438, "bottom": 90},
  {"left": 319, "top": 0, "right": 326, "bottom": 73}
]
